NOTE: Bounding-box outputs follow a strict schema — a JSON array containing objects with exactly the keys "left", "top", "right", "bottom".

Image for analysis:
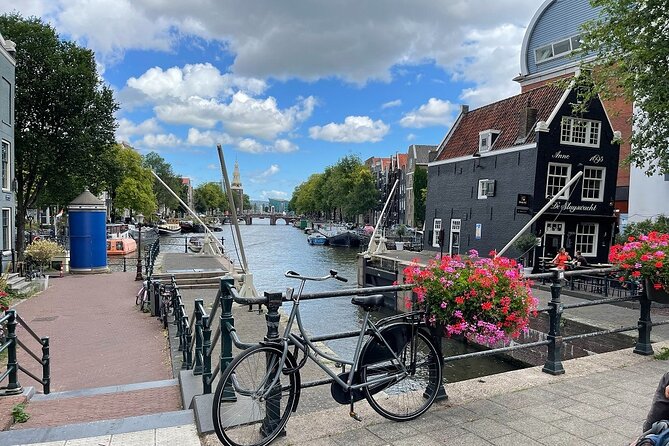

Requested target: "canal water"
[{"left": 118, "top": 220, "right": 525, "bottom": 383}]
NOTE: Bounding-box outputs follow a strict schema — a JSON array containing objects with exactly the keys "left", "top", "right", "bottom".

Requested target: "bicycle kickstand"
[{"left": 349, "top": 397, "right": 362, "bottom": 422}]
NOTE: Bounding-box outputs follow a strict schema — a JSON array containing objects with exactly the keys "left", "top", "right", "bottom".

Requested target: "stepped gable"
[{"left": 436, "top": 84, "right": 565, "bottom": 162}]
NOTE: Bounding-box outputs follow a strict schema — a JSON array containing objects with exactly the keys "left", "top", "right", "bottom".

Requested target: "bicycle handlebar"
[{"left": 285, "top": 270, "right": 348, "bottom": 283}]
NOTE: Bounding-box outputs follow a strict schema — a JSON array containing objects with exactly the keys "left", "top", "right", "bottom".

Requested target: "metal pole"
[
  {"left": 365, "top": 179, "right": 399, "bottom": 256},
  {"left": 634, "top": 282, "right": 653, "bottom": 355},
  {"left": 6, "top": 310, "right": 22, "bottom": 394},
  {"left": 202, "top": 314, "right": 212, "bottom": 394},
  {"left": 220, "top": 277, "right": 236, "bottom": 400},
  {"left": 41, "top": 337, "right": 50, "bottom": 394},
  {"left": 217, "top": 145, "right": 249, "bottom": 272},
  {"left": 497, "top": 171, "right": 583, "bottom": 258},
  {"left": 135, "top": 223, "right": 143, "bottom": 281},
  {"left": 542, "top": 269, "right": 565, "bottom": 375},
  {"left": 193, "top": 299, "right": 203, "bottom": 375}
]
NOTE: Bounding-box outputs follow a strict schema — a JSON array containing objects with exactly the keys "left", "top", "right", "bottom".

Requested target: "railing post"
[
  {"left": 176, "top": 301, "right": 184, "bottom": 351},
  {"left": 262, "top": 291, "right": 284, "bottom": 437},
  {"left": 193, "top": 299, "right": 203, "bottom": 375},
  {"left": 183, "top": 315, "right": 192, "bottom": 369},
  {"left": 220, "top": 277, "right": 235, "bottom": 376},
  {"left": 41, "top": 337, "right": 50, "bottom": 394},
  {"left": 202, "top": 314, "right": 212, "bottom": 394},
  {"left": 5, "top": 310, "right": 22, "bottom": 394},
  {"left": 543, "top": 269, "right": 565, "bottom": 375},
  {"left": 635, "top": 282, "right": 653, "bottom": 355}
]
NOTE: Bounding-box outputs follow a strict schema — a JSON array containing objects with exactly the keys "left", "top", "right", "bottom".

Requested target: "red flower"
[
  {"left": 655, "top": 283, "right": 663, "bottom": 290},
  {"left": 455, "top": 296, "right": 465, "bottom": 305},
  {"left": 481, "top": 301, "right": 493, "bottom": 311},
  {"left": 656, "top": 262, "right": 664, "bottom": 268},
  {"left": 628, "top": 236, "right": 636, "bottom": 242},
  {"left": 632, "top": 271, "right": 642, "bottom": 278}
]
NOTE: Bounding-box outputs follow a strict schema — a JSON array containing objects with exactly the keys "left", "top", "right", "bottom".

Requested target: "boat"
[
  {"left": 307, "top": 234, "right": 327, "bottom": 245},
  {"left": 157, "top": 221, "right": 181, "bottom": 235},
  {"left": 106, "top": 224, "right": 137, "bottom": 255},
  {"left": 319, "top": 225, "right": 362, "bottom": 248},
  {"left": 179, "top": 220, "right": 195, "bottom": 233},
  {"left": 188, "top": 236, "right": 204, "bottom": 253},
  {"left": 128, "top": 225, "right": 159, "bottom": 242}
]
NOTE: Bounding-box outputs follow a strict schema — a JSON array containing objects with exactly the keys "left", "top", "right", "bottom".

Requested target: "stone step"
[{"left": 0, "top": 409, "right": 196, "bottom": 445}]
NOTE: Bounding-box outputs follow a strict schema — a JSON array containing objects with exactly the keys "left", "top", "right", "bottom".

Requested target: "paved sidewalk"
[{"left": 18, "top": 424, "right": 201, "bottom": 446}]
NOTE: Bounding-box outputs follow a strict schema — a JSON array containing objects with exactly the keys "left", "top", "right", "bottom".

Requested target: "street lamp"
[
  {"left": 135, "top": 213, "right": 144, "bottom": 281},
  {"left": 27, "top": 215, "right": 33, "bottom": 244}
]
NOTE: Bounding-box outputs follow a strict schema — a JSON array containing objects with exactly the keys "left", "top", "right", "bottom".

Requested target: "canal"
[{"left": 118, "top": 219, "right": 526, "bottom": 383}]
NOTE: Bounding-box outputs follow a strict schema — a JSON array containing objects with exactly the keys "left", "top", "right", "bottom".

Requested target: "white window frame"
[
  {"left": 2, "top": 208, "right": 11, "bottom": 253},
  {"left": 560, "top": 117, "right": 601, "bottom": 148},
  {"left": 546, "top": 162, "right": 572, "bottom": 199},
  {"left": 535, "top": 34, "right": 581, "bottom": 64},
  {"left": 477, "top": 179, "right": 496, "bottom": 199},
  {"left": 575, "top": 223, "right": 599, "bottom": 256},
  {"left": 449, "top": 219, "right": 461, "bottom": 256},
  {"left": 478, "top": 130, "right": 499, "bottom": 153},
  {"left": 432, "top": 218, "right": 442, "bottom": 248},
  {"left": 1, "top": 140, "right": 9, "bottom": 191},
  {"left": 581, "top": 166, "right": 606, "bottom": 202}
]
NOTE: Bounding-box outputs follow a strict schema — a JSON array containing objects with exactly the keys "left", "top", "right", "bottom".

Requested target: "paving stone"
[
  {"left": 155, "top": 425, "right": 201, "bottom": 446},
  {"left": 570, "top": 391, "right": 622, "bottom": 407},
  {"left": 561, "top": 402, "right": 616, "bottom": 422},
  {"left": 500, "top": 416, "right": 563, "bottom": 440},
  {"left": 489, "top": 431, "right": 537, "bottom": 446},
  {"left": 64, "top": 436, "right": 111, "bottom": 446},
  {"left": 537, "top": 431, "right": 593, "bottom": 446},
  {"left": 329, "top": 428, "right": 386, "bottom": 446},
  {"left": 109, "top": 430, "right": 155, "bottom": 446},
  {"left": 427, "top": 425, "right": 471, "bottom": 443},
  {"left": 391, "top": 433, "right": 444, "bottom": 446},
  {"left": 461, "top": 418, "right": 515, "bottom": 439},
  {"left": 365, "top": 421, "right": 420, "bottom": 441},
  {"left": 596, "top": 415, "right": 644, "bottom": 438},
  {"left": 550, "top": 415, "right": 609, "bottom": 439}
]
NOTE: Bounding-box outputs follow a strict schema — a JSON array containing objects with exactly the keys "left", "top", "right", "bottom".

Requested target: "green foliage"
[
  {"left": 655, "top": 347, "right": 669, "bottom": 360},
  {"left": 413, "top": 167, "right": 428, "bottom": 227},
  {"left": 112, "top": 145, "right": 157, "bottom": 217},
  {"left": 143, "top": 152, "right": 181, "bottom": 214},
  {"left": 12, "top": 403, "right": 30, "bottom": 423},
  {"left": 513, "top": 233, "right": 538, "bottom": 262},
  {"left": 25, "top": 240, "right": 64, "bottom": 269},
  {"left": 290, "top": 156, "right": 377, "bottom": 220},
  {"left": 195, "top": 182, "right": 226, "bottom": 214},
  {"left": 618, "top": 215, "right": 669, "bottom": 244},
  {"left": 579, "top": 0, "right": 669, "bottom": 175},
  {"left": 0, "top": 14, "right": 118, "bottom": 256}
]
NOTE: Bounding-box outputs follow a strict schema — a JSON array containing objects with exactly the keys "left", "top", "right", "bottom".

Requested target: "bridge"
[{"left": 240, "top": 213, "right": 300, "bottom": 225}]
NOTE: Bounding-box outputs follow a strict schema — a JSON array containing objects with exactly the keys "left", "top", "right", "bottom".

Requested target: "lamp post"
[
  {"left": 27, "top": 215, "right": 33, "bottom": 245},
  {"left": 135, "top": 213, "right": 144, "bottom": 281}
]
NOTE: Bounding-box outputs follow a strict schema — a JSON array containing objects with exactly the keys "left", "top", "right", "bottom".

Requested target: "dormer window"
[
  {"left": 535, "top": 35, "right": 581, "bottom": 64},
  {"left": 478, "top": 130, "right": 500, "bottom": 153}
]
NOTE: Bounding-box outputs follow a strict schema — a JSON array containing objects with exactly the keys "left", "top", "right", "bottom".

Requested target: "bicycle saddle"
[{"left": 351, "top": 294, "right": 384, "bottom": 311}]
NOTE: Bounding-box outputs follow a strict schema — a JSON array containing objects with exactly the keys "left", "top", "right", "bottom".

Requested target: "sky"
[{"left": 2, "top": 0, "right": 540, "bottom": 201}]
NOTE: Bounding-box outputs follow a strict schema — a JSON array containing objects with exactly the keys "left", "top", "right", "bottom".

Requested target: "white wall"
[{"left": 628, "top": 166, "right": 669, "bottom": 223}]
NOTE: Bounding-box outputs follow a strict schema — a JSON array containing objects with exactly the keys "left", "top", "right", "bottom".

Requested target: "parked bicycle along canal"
[{"left": 117, "top": 220, "right": 524, "bottom": 383}]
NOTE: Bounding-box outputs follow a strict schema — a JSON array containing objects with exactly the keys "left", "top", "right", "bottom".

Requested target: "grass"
[
  {"left": 11, "top": 403, "right": 30, "bottom": 423},
  {"left": 655, "top": 347, "right": 669, "bottom": 360}
]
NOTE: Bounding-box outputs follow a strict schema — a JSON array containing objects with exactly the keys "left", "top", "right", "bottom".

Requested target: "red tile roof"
[
  {"left": 435, "top": 85, "right": 566, "bottom": 162},
  {"left": 396, "top": 153, "right": 408, "bottom": 169}
]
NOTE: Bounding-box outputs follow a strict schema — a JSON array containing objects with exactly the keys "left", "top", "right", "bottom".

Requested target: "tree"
[
  {"left": 194, "top": 182, "right": 226, "bottom": 215},
  {"left": 617, "top": 215, "right": 669, "bottom": 243},
  {"left": 143, "top": 152, "right": 181, "bottom": 215},
  {"left": 113, "top": 146, "right": 157, "bottom": 217},
  {"left": 580, "top": 0, "right": 669, "bottom": 174},
  {"left": 413, "top": 167, "right": 428, "bottom": 228},
  {"left": 0, "top": 14, "right": 118, "bottom": 256}
]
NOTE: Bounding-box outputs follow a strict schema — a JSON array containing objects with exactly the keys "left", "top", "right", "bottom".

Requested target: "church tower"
[{"left": 231, "top": 160, "right": 244, "bottom": 213}]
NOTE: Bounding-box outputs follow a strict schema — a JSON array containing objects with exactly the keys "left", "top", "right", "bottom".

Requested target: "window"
[
  {"left": 1, "top": 140, "right": 8, "bottom": 190},
  {"left": 432, "top": 218, "right": 442, "bottom": 247},
  {"left": 478, "top": 130, "right": 499, "bottom": 153},
  {"left": 561, "top": 117, "right": 601, "bottom": 147},
  {"left": 546, "top": 162, "right": 571, "bottom": 199},
  {"left": 2, "top": 208, "right": 10, "bottom": 252},
  {"left": 535, "top": 34, "right": 581, "bottom": 64},
  {"left": 581, "top": 167, "right": 605, "bottom": 202},
  {"left": 575, "top": 223, "right": 598, "bottom": 256},
  {"left": 1, "top": 78, "right": 10, "bottom": 125},
  {"left": 449, "top": 219, "right": 461, "bottom": 255},
  {"left": 477, "top": 179, "right": 496, "bottom": 199}
]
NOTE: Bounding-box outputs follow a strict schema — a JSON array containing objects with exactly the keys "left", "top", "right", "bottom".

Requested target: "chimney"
[
  {"left": 460, "top": 104, "right": 469, "bottom": 114},
  {"left": 518, "top": 97, "right": 537, "bottom": 140}
]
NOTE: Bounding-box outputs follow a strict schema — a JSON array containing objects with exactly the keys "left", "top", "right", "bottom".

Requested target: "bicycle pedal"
[{"left": 349, "top": 410, "right": 362, "bottom": 422}]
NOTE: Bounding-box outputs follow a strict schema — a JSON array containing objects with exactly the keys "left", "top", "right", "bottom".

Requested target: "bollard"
[
  {"left": 634, "top": 282, "right": 653, "bottom": 355},
  {"left": 176, "top": 301, "right": 184, "bottom": 351},
  {"left": 219, "top": 277, "right": 236, "bottom": 400},
  {"left": 123, "top": 257, "right": 126, "bottom": 272},
  {"left": 202, "top": 314, "right": 212, "bottom": 394},
  {"left": 193, "top": 299, "right": 203, "bottom": 375},
  {"left": 543, "top": 269, "right": 565, "bottom": 375},
  {"left": 41, "top": 337, "right": 50, "bottom": 394},
  {"left": 183, "top": 315, "right": 192, "bottom": 370},
  {"left": 261, "top": 291, "right": 284, "bottom": 437},
  {"left": 5, "top": 310, "right": 22, "bottom": 394}
]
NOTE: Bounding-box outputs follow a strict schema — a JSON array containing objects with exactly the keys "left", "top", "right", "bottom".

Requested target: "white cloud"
[
  {"left": 381, "top": 99, "right": 402, "bottom": 109},
  {"left": 407, "top": 133, "right": 416, "bottom": 141},
  {"left": 261, "top": 190, "right": 289, "bottom": 200},
  {"left": 12, "top": 0, "right": 537, "bottom": 95},
  {"left": 236, "top": 138, "right": 299, "bottom": 154},
  {"left": 261, "top": 164, "right": 280, "bottom": 177},
  {"left": 186, "top": 128, "right": 234, "bottom": 147},
  {"left": 309, "top": 116, "right": 389, "bottom": 143},
  {"left": 399, "top": 98, "right": 457, "bottom": 128},
  {"left": 116, "top": 118, "right": 162, "bottom": 142},
  {"left": 207, "top": 164, "right": 217, "bottom": 169},
  {"left": 137, "top": 133, "right": 182, "bottom": 148}
]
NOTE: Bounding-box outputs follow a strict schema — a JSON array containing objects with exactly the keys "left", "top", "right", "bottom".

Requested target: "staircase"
[
  {"left": 5, "top": 273, "right": 37, "bottom": 294},
  {"left": 151, "top": 271, "right": 227, "bottom": 289}
]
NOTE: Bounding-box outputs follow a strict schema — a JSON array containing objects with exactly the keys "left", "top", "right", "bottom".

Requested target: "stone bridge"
[{"left": 242, "top": 213, "right": 300, "bottom": 225}]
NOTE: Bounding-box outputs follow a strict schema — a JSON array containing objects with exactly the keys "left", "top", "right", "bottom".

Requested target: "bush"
[
  {"left": 618, "top": 215, "right": 669, "bottom": 244},
  {"left": 25, "top": 240, "right": 64, "bottom": 270},
  {"left": 513, "top": 233, "right": 537, "bottom": 266}
]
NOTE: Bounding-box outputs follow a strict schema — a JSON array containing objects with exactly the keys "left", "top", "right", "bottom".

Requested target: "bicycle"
[
  {"left": 136, "top": 280, "right": 150, "bottom": 312},
  {"left": 212, "top": 269, "right": 443, "bottom": 446},
  {"left": 158, "top": 283, "right": 175, "bottom": 329}
]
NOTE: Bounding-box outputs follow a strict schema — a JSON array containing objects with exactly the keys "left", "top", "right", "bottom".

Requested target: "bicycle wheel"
[
  {"left": 361, "top": 323, "right": 441, "bottom": 421},
  {"left": 213, "top": 344, "right": 297, "bottom": 446},
  {"left": 136, "top": 286, "right": 144, "bottom": 306}
]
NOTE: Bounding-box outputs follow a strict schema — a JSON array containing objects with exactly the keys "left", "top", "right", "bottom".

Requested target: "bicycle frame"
[{"left": 260, "top": 276, "right": 423, "bottom": 401}]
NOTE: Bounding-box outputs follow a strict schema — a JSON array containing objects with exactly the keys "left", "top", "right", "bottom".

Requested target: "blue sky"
[{"left": 2, "top": 0, "right": 540, "bottom": 200}]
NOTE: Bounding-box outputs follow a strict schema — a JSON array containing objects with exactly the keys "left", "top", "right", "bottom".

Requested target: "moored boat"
[
  {"left": 319, "top": 225, "right": 361, "bottom": 247},
  {"left": 128, "top": 225, "right": 159, "bottom": 241},
  {"left": 188, "top": 236, "right": 204, "bottom": 253},
  {"left": 106, "top": 224, "right": 137, "bottom": 255},
  {"left": 157, "top": 222, "right": 181, "bottom": 235},
  {"left": 307, "top": 234, "right": 327, "bottom": 245}
]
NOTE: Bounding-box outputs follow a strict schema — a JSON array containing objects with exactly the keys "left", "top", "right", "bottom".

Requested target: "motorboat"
[
  {"left": 188, "top": 236, "right": 204, "bottom": 253},
  {"left": 106, "top": 224, "right": 137, "bottom": 255},
  {"left": 157, "top": 222, "right": 181, "bottom": 235},
  {"left": 128, "top": 225, "right": 159, "bottom": 242},
  {"left": 307, "top": 234, "right": 327, "bottom": 245},
  {"left": 319, "top": 225, "right": 362, "bottom": 248}
]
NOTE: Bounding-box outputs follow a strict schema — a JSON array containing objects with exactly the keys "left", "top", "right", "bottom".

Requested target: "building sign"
[
  {"left": 549, "top": 201, "right": 598, "bottom": 213},
  {"left": 552, "top": 150, "right": 570, "bottom": 160},
  {"left": 475, "top": 223, "right": 482, "bottom": 240},
  {"left": 589, "top": 154, "right": 604, "bottom": 164},
  {"left": 517, "top": 194, "right": 531, "bottom": 207}
]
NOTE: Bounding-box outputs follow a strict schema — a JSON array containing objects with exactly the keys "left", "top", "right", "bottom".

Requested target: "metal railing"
[{"left": 0, "top": 309, "right": 50, "bottom": 396}]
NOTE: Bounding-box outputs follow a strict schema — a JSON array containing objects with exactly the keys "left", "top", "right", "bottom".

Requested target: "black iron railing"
[{"left": 0, "top": 309, "right": 50, "bottom": 396}]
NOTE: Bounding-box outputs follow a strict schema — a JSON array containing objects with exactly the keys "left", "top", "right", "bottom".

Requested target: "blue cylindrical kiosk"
[{"left": 68, "top": 190, "right": 108, "bottom": 273}]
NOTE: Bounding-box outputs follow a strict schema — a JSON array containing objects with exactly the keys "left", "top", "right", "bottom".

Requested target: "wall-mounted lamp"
[{"left": 472, "top": 152, "right": 481, "bottom": 158}]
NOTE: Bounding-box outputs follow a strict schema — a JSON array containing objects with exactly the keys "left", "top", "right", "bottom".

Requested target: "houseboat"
[
  {"left": 106, "top": 224, "right": 137, "bottom": 255},
  {"left": 157, "top": 221, "right": 181, "bottom": 235}
]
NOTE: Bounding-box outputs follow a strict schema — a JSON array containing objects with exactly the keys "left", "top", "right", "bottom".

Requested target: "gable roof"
[
  {"left": 410, "top": 145, "right": 437, "bottom": 164},
  {"left": 435, "top": 84, "right": 566, "bottom": 162}
]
